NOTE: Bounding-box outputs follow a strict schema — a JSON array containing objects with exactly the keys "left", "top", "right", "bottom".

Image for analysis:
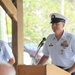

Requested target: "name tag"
[{"left": 49, "top": 43, "right": 53, "bottom": 46}]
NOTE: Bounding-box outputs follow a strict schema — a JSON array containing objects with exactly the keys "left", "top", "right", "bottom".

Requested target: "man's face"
[{"left": 52, "top": 22, "right": 64, "bottom": 33}]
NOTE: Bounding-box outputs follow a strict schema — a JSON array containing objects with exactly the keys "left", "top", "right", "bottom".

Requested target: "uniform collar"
[
  {"left": 53, "top": 31, "right": 67, "bottom": 40},
  {"left": 61, "top": 31, "right": 67, "bottom": 40}
]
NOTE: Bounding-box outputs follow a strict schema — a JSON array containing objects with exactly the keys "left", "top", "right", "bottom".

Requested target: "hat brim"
[{"left": 51, "top": 18, "right": 65, "bottom": 23}]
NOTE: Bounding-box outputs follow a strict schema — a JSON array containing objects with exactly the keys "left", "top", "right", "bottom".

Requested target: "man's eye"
[{"left": 56, "top": 23, "right": 60, "bottom": 25}]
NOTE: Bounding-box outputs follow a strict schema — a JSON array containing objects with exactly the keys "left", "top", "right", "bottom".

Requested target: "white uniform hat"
[{"left": 50, "top": 13, "right": 68, "bottom": 23}]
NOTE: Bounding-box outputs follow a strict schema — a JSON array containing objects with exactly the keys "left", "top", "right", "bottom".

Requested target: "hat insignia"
[{"left": 51, "top": 15, "right": 55, "bottom": 19}]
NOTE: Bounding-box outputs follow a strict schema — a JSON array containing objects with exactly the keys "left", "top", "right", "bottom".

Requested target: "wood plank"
[
  {"left": 16, "top": 64, "right": 70, "bottom": 75},
  {"left": 46, "top": 64, "right": 71, "bottom": 75},
  {"left": 0, "top": 0, "right": 17, "bottom": 21},
  {"left": 12, "top": 0, "right": 23, "bottom": 66},
  {"left": 12, "top": 20, "right": 18, "bottom": 68},
  {"left": 16, "top": 0, "right": 23, "bottom": 64},
  {"left": 16, "top": 65, "right": 46, "bottom": 75}
]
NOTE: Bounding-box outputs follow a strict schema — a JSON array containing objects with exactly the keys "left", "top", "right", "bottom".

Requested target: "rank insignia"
[{"left": 61, "top": 41, "right": 68, "bottom": 48}]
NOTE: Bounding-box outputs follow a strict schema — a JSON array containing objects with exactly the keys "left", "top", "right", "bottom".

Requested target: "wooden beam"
[
  {"left": 12, "top": 0, "right": 23, "bottom": 65},
  {"left": 0, "top": 0, "right": 17, "bottom": 21},
  {"left": 16, "top": 0, "right": 23, "bottom": 64}
]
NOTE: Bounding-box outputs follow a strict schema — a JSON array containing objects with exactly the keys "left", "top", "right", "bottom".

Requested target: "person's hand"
[{"left": 67, "top": 69, "right": 75, "bottom": 74}]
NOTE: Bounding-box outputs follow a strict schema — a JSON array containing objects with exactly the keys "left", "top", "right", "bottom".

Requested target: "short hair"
[{"left": 0, "top": 62, "right": 16, "bottom": 75}]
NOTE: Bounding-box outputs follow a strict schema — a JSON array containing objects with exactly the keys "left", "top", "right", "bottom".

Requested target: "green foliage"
[
  {"left": 6, "top": 0, "right": 75, "bottom": 44},
  {"left": 23, "top": 0, "right": 60, "bottom": 43},
  {"left": 23, "top": 0, "right": 75, "bottom": 44},
  {"left": 6, "top": 15, "right": 12, "bottom": 34}
]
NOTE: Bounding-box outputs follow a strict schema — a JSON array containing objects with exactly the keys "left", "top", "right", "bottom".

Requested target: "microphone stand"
[{"left": 33, "top": 42, "right": 44, "bottom": 65}]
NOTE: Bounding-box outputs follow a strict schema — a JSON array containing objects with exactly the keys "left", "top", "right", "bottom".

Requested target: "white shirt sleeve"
[
  {"left": 70, "top": 35, "right": 75, "bottom": 62},
  {"left": 2, "top": 42, "right": 14, "bottom": 61}
]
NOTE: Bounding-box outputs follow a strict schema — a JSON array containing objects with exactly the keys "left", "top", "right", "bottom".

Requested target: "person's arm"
[
  {"left": 8, "top": 57, "right": 15, "bottom": 65},
  {"left": 3, "top": 42, "right": 15, "bottom": 65},
  {"left": 69, "top": 36, "right": 75, "bottom": 73},
  {"left": 38, "top": 55, "right": 49, "bottom": 65},
  {"left": 68, "top": 63, "right": 75, "bottom": 73}
]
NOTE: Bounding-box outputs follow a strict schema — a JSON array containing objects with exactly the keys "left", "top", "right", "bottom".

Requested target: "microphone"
[
  {"left": 38, "top": 37, "right": 46, "bottom": 48},
  {"left": 33, "top": 37, "right": 46, "bottom": 65}
]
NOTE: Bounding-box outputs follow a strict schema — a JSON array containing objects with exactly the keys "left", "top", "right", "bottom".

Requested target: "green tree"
[{"left": 5, "top": 0, "right": 75, "bottom": 44}]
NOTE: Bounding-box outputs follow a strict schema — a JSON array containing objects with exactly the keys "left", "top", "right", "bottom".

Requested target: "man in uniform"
[{"left": 38, "top": 13, "right": 75, "bottom": 75}]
